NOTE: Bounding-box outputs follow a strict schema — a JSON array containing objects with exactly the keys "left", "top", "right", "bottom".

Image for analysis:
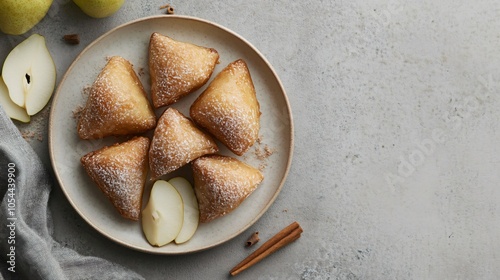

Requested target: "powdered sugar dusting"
[
  {"left": 149, "top": 108, "right": 218, "bottom": 179},
  {"left": 192, "top": 155, "right": 264, "bottom": 223},
  {"left": 81, "top": 137, "right": 150, "bottom": 220},
  {"left": 191, "top": 59, "right": 260, "bottom": 156},
  {"left": 77, "top": 56, "right": 156, "bottom": 139},
  {"left": 149, "top": 32, "right": 219, "bottom": 107}
]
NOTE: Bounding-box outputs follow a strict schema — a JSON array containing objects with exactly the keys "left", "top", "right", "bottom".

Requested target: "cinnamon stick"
[{"left": 230, "top": 222, "right": 303, "bottom": 276}]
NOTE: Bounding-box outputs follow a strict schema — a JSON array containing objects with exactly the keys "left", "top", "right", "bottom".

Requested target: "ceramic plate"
[{"left": 49, "top": 15, "right": 293, "bottom": 254}]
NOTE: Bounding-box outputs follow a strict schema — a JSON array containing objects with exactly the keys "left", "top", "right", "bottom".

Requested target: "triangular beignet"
[
  {"left": 192, "top": 155, "right": 264, "bottom": 223},
  {"left": 190, "top": 59, "right": 260, "bottom": 156},
  {"left": 77, "top": 56, "right": 156, "bottom": 139},
  {"left": 80, "top": 136, "right": 150, "bottom": 221},
  {"left": 149, "top": 32, "right": 219, "bottom": 108},
  {"left": 149, "top": 108, "right": 218, "bottom": 179}
]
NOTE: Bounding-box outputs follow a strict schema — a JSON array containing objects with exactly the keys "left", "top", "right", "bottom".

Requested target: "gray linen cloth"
[{"left": 0, "top": 107, "right": 145, "bottom": 280}]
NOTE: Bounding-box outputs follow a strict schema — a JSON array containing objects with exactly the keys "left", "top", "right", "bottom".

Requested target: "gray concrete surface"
[{"left": 2, "top": 0, "right": 500, "bottom": 279}]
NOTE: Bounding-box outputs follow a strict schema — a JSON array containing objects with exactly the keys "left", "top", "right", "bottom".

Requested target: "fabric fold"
[{"left": 0, "top": 107, "right": 144, "bottom": 280}]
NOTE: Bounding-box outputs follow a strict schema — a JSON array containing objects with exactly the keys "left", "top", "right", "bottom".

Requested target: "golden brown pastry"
[
  {"left": 192, "top": 155, "right": 264, "bottom": 223},
  {"left": 149, "top": 108, "right": 218, "bottom": 179},
  {"left": 80, "top": 137, "right": 150, "bottom": 221},
  {"left": 190, "top": 59, "right": 260, "bottom": 156},
  {"left": 77, "top": 56, "right": 156, "bottom": 139},
  {"left": 149, "top": 32, "right": 219, "bottom": 108}
]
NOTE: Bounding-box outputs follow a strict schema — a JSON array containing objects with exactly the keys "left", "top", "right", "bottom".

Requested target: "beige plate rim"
[{"left": 48, "top": 14, "right": 294, "bottom": 254}]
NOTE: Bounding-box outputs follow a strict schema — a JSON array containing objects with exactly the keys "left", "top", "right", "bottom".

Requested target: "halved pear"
[
  {"left": 142, "top": 180, "right": 184, "bottom": 247},
  {"left": 169, "top": 177, "right": 200, "bottom": 244},
  {"left": 2, "top": 34, "right": 56, "bottom": 115},
  {"left": 0, "top": 77, "right": 29, "bottom": 122}
]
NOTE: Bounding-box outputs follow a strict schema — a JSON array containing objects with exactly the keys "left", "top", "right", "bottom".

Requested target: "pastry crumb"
[
  {"left": 22, "top": 130, "right": 44, "bottom": 142},
  {"left": 264, "top": 145, "right": 274, "bottom": 157},
  {"left": 72, "top": 105, "right": 84, "bottom": 121},
  {"left": 258, "top": 163, "right": 267, "bottom": 172},
  {"left": 138, "top": 67, "right": 145, "bottom": 77},
  {"left": 255, "top": 144, "right": 274, "bottom": 160},
  {"left": 82, "top": 85, "right": 91, "bottom": 96},
  {"left": 22, "top": 130, "right": 35, "bottom": 140}
]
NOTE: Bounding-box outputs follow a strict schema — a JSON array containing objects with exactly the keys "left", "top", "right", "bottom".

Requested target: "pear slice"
[
  {"left": 192, "top": 155, "right": 264, "bottom": 223},
  {"left": 149, "top": 32, "right": 219, "bottom": 108},
  {"left": 190, "top": 59, "right": 260, "bottom": 156},
  {"left": 0, "top": 77, "right": 30, "bottom": 122},
  {"left": 2, "top": 34, "right": 56, "bottom": 116},
  {"left": 168, "top": 177, "right": 199, "bottom": 244},
  {"left": 80, "top": 136, "right": 150, "bottom": 221},
  {"left": 142, "top": 180, "right": 184, "bottom": 247},
  {"left": 149, "top": 108, "right": 218, "bottom": 179},
  {"left": 77, "top": 56, "right": 156, "bottom": 139}
]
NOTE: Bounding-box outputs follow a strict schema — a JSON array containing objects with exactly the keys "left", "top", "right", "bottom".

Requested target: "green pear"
[
  {"left": 0, "top": 0, "right": 53, "bottom": 35},
  {"left": 73, "top": 0, "right": 125, "bottom": 18}
]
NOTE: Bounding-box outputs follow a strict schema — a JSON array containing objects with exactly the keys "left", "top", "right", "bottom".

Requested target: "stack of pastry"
[
  {"left": 78, "top": 33, "right": 264, "bottom": 229},
  {"left": 78, "top": 56, "right": 156, "bottom": 220}
]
